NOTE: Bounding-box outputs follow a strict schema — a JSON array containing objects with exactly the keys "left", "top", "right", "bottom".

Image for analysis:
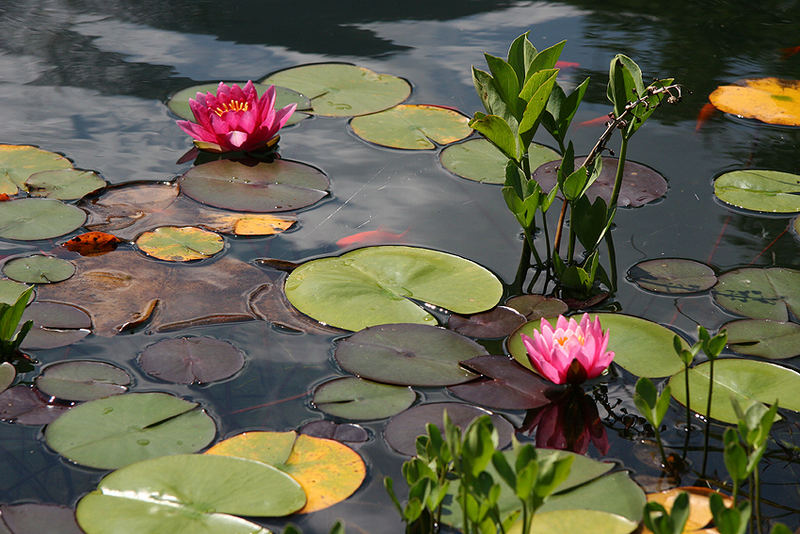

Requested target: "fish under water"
[
  {"left": 695, "top": 102, "right": 718, "bottom": 131},
  {"left": 336, "top": 227, "right": 408, "bottom": 248}
]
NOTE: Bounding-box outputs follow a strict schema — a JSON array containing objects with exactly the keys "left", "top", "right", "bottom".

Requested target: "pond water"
[{"left": 1, "top": 0, "right": 799, "bottom": 532}]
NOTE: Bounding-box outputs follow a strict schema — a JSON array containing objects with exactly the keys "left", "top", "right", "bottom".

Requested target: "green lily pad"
[
  {"left": 724, "top": 319, "right": 800, "bottom": 359},
  {"left": 285, "top": 245, "right": 503, "bottom": 331},
  {"left": 136, "top": 226, "right": 224, "bottom": 262},
  {"left": 313, "top": 377, "right": 415, "bottom": 420},
  {"left": 167, "top": 82, "right": 311, "bottom": 126},
  {"left": 262, "top": 63, "right": 411, "bottom": 117},
  {"left": 714, "top": 170, "right": 800, "bottom": 213},
  {"left": 26, "top": 169, "right": 106, "bottom": 200},
  {"left": 669, "top": 359, "right": 800, "bottom": 423},
  {"left": 3, "top": 255, "right": 75, "bottom": 283},
  {"left": 0, "top": 144, "right": 73, "bottom": 195},
  {"left": 627, "top": 258, "right": 717, "bottom": 294},
  {"left": 505, "top": 294, "right": 568, "bottom": 321},
  {"left": 507, "top": 313, "right": 687, "bottom": 378},
  {"left": 712, "top": 267, "right": 800, "bottom": 321},
  {"left": 0, "top": 279, "right": 31, "bottom": 305},
  {"left": 45, "top": 392, "right": 217, "bottom": 469},
  {"left": 440, "top": 138, "right": 560, "bottom": 184},
  {"left": 334, "top": 323, "right": 485, "bottom": 386},
  {"left": 76, "top": 454, "right": 305, "bottom": 534},
  {"left": 0, "top": 198, "right": 86, "bottom": 241},
  {"left": 509, "top": 510, "right": 638, "bottom": 534},
  {"left": 35, "top": 360, "right": 131, "bottom": 401},
  {"left": 350, "top": 104, "right": 471, "bottom": 150},
  {"left": 179, "top": 158, "right": 329, "bottom": 213},
  {"left": 0, "top": 362, "right": 14, "bottom": 394}
]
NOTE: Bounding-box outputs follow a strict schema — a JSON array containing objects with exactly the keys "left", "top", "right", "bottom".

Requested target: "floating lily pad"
[
  {"left": 26, "top": 169, "right": 106, "bottom": 200},
  {"left": 179, "top": 159, "right": 329, "bottom": 213},
  {"left": 76, "top": 454, "right": 304, "bottom": 534},
  {"left": 135, "top": 226, "right": 224, "bottom": 262},
  {"left": 713, "top": 170, "right": 800, "bottom": 213},
  {"left": 35, "top": 360, "right": 130, "bottom": 401},
  {"left": 0, "top": 385, "right": 70, "bottom": 425},
  {"left": 532, "top": 157, "right": 667, "bottom": 208},
  {"left": 508, "top": 313, "right": 687, "bottom": 378},
  {"left": 3, "top": 255, "right": 75, "bottom": 283},
  {"left": 45, "top": 392, "right": 217, "bottom": 469},
  {"left": 440, "top": 139, "right": 560, "bottom": 184},
  {"left": 61, "top": 231, "right": 122, "bottom": 256},
  {"left": 20, "top": 301, "right": 92, "bottom": 350},
  {"left": 298, "top": 420, "right": 369, "bottom": 447},
  {"left": 168, "top": 82, "right": 311, "bottom": 126},
  {"left": 206, "top": 430, "right": 365, "bottom": 514},
  {"left": 504, "top": 294, "right": 568, "bottom": 321},
  {"left": 709, "top": 77, "right": 800, "bottom": 126},
  {"left": 384, "top": 402, "right": 513, "bottom": 456},
  {"left": 0, "top": 198, "right": 85, "bottom": 240},
  {"left": 334, "top": 323, "right": 484, "bottom": 386},
  {"left": 0, "top": 279, "right": 32, "bottom": 305},
  {"left": 510, "top": 510, "right": 638, "bottom": 534},
  {"left": 0, "top": 503, "right": 84, "bottom": 534},
  {"left": 0, "top": 362, "right": 14, "bottom": 394},
  {"left": 627, "top": 258, "right": 717, "bottom": 294},
  {"left": 669, "top": 359, "right": 800, "bottom": 423},
  {"left": 138, "top": 336, "right": 245, "bottom": 384},
  {"left": 712, "top": 267, "right": 800, "bottom": 321},
  {"left": 313, "top": 377, "right": 415, "bottom": 420},
  {"left": 448, "top": 306, "right": 526, "bottom": 339},
  {"left": 643, "top": 487, "right": 732, "bottom": 534},
  {"left": 0, "top": 144, "right": 73, "bottom": 195},
  {"left": 262, "top": 63, "right": 411, "bottom": 117},
  {"left": 724, "top": 319, "right": 800, "bottom": 359},
  {"left": 285, "top": 245, "right": 503, "bottom": 331},
  {"left": 350, "top": 104, "right": 471, "bottom": 150}
]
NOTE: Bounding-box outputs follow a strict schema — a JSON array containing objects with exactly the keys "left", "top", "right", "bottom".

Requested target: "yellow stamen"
[{"left": 213, "top": 100, "right": 249, "bottom": 117}]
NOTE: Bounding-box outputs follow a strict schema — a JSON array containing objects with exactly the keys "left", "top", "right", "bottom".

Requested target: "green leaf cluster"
[
  {"left": 642, "top": 491, "right": 689, "bottom": 534},
  {"left": 0, "top": 285, "right": 33, "bottom": 361}
]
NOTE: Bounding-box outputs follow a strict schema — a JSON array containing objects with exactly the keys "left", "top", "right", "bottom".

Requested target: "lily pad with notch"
[
  {"left": 447, "top": 306, "right": 526, "bottom": 339},
  {"left": 3, "top": 254, "right": 75, "bottom": 284},
  {"left": 0, "top": 144, "right": 73, "bottom": 195},
  {"left": 298, "top": 420, "right": 369, "bottom": 447},
  {"left": 20, "top": 301, "right": 92, "bottom": 350},
  {"left": 285, "top": 245, "right": 503, "bottom": 332},
  {"left": 313, "top": 376, "right": 415, "bottom": 420},
  {"left": 25, "top": 168, "right": 106, "bottom": 200},
  {"left": 714, "top": 170, "right": 800, "bottom": 213},
  {"left": 135, "top": 226, "right": 224, "bottom": 262},
  {"left": 723, "top": 319, "right": 800, "bottom": 359},
  {"left": 627, "top": 258, "right": 717, "bottom": 294},
  {"left": 138, "top": 336, "right": 245, "bottom": 384},
  {"left": 350, "top": 104, "right": 472, "bottom": 150},
  {"left": 440, "top": 138, "right": 560, "bottom": 184},
  {"left": 334, "top": 323, "right": 485, "bottom": 386},
  {"left": 0, "top": 198, "right": 85, "bottom": 241},
  {"left": 35, "top": 360, "right": 130, "bottom": 402},
  {"left": 262, "top": 63, "right": 411, "bottom": 117},
  {"left": 44, "top": 391, "right": 217, "bottom": 469},
  {"left": 712, "top": 267, "right": 800, "bottom": 321},
  {"left": 504, "top": 294, "right": 568, "bottom": 321},
  {"left": 179, "top": 158, "right": 329, "bottom": 213}
]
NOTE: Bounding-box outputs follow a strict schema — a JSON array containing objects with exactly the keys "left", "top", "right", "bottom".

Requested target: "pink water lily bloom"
[
  {"left": 176, "top": 81, "right": 296, "bottom": 153},
  {"left": 520, "top": 313, "right": 614, "bottom": 385}
]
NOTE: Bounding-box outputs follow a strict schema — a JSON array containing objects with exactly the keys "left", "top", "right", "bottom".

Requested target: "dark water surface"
[{"left": 1, "top": 1, "right": 799, "bottom": 531}]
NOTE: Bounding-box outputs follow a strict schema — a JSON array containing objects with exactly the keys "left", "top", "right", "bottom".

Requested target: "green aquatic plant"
[
  {"left": 0, "top": 286, "right": 34, "bottom": 362},
  {"left": 633, "top": 377, "right": 672, "bottom": 467},
  {"left": 699, "top": 326, "right": 728, "bottom": 475},
  {"left": 642, "top": 491, "right": 689, "bottom": 534}
]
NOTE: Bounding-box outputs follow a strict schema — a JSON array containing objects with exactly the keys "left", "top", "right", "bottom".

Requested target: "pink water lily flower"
[
  {"left": 176, "top": 81, "right": 296, "bottom": 153},
  {"left": 520, "top": 313, "right": 614, "bottom": 385}
]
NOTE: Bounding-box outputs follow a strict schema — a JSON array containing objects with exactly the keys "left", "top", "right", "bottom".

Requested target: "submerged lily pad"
[
  {"left": 334, "top": 323, "right": 484, "bottom": 386},
  {"left": 206, "top": 430, "right": 365, "bottom": 514},
  {"left": 285, "top": 246, "right": 503, "bottom": 332},
  {"left": 167, "top": 82, "right": 311, "bottom": 126},
  {"left": 2, "top": 255, "right": 75, "bottom": 283},
  {"left": 447, "top": 306, "right": 527, "bottom": 339},
  {"left": 0, "top": 198, "right": 85, "bottom": 240},
  {"left": 440, "top": 139, "right": 560, "bottom": 184},
  {"left": 507, "top": 313, "right": 687, "bottom": 378},
  {"left": 669, "top": 359, "right": 800, "bottom": 423},
  {"left": 135, "top": 226, "right": 224, "bottom": 262},
  {"left": 712, "top": 267, "right": 800, "bottom": 321},
  {"left": 627, "top": 258, "right": 717, "bottom": 294},
  {"left": 262, "top": 63, "right": 411, "bottom": 117},
  {"left": 384, "top": 402, "right": 514, "bottom": 456},
  {"left": 505, "top": 294, "right": 568, "bottom": 321},
  {"left": 313, "top": 377, "right": 415, "bottom": 420},
  {"left": 179, "top": 159, "right": 329, "bottom": 213},
  {"left": 350, "top": 104, "right": 471, "bottom": 150},
  {"left": 532, "top": 157, "right": 667, "bottom": 208},
  {"left": 45, "top": 392, "right": 217, "bottom": 469},
  {"left": 138, "top": 336, "right": 245, "bottom": 384},
  {"left": 26, "top": 169, "right": 106, "bottom": 200},
  {"left": 35, "top": 360, "right": 130, "bottom": 401},
  {"left": 709, "top": 77, "right": 800, "bottom": 126},
  {"left": 724, "top": 319, "right": 800, "bottom": 359},
  {"left": 0, "top": 144, "right": 73, "bottom": 195},
  {"left": 76, "top": 454, "right": 304, "bottom": 534},
  {"left": 20, "top": 301, "right": 92, "bottom": 350},
  {"left": 714, "top": 170, "right": 800, "bottom": 213},
  {"left": 0, "top": 503, "right": 84, "bottom": 534},
  {"left": 0, "top": 385, "right": 70, "bottom": 425}
]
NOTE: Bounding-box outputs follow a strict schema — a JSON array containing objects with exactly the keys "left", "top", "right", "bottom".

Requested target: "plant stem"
[
  {"left": 653, "top": 424, "right": 668, "bottom": 468},
  {"left": 608, "top": 136, "right": 628, "bottom": 212},
  {"left": 526, "top": 228, "right": 544, "bottom": 269},
  {"left": 754, "top": 467, "right": 763, "bottom": 534},
  {"left": 541, "top": 209, "right": 552, "bottom": 266},
  {"left": 553, "top": 201, "right": 568, "bottom": 256},
  {"left": 604, "top": 231, "right": 618, "bottom": 292},
  {"left": 513, "top": 237, "right": 532, "bottom": 294},
  {"left": 682, "top": 362, "right": 691, "bottom": 460},
  {"left": 701, "top": 357, "right": 715, "bottom": 477}
]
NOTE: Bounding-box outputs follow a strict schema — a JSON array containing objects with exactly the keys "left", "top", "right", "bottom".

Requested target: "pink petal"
[
  {"left": 176, "top": 120, "right": 216, "bottom": 144},
  {"left": 224, "top": 130, "right": 248, "bottom": 149},
  {"left": 273, "top": 102, "right": 297, "bottom": 129},
  {"left": 189, "top": 99, "right": 214, "bottom": 131},
  {"left": 522, "top": 334, "right": 563, "bottom": 384},
  {"left": 243, "top": 80, "right": 257, "bottom": 101}
]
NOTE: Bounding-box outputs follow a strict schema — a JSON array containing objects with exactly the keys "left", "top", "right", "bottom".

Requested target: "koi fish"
[
  {"left": 780, "top": 45, "right": 800, "bottom": 59},
  {"left": 554, "top": 61, "right": 580, "bottom": 69},
  {"left": 695, "top": 102, "right": 717, "bottom": 131},
  {"left": 577, "top": 114, "right": 611, "bottom": 127},
  {"left": 336, "top": 227, "right": 408, "bottom": 248}
]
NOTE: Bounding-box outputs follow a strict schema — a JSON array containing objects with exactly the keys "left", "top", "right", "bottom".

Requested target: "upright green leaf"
[
  {"left": 484, "top": 54, "right": 522, "bottom": 118},
  {"left": 519, "top": 69, "right": 559, "bottom": 133},
  {"left": 529, "top": 40, "right": 566, "bottom": 73},
  {"left": 470, "top": 112, "right": 520, "bottom": 161}
]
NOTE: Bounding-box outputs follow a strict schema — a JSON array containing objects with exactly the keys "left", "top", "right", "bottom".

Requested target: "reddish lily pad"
[
  {"left": 448, "top": 306, "right": 526, "bottom": 338},
  {"left": 0, "top": 362, "right": 15, "bottom": 394},
  {"left": 179, "top": 158, "right": 329, "bottom": 213},
  {"left": 723, "top": 319, "right": 800, "bottom": 359},
  {"left": 532, "top": 157, "right": 667, "bottom": 207},
  {"left": 350, "top": 104, "right": 472, "bottom": 150},
  {"left": 0, "top": 503, "right": 83, "bottom": 534},
  {"left": 298, "top": 420, "right": 369, "bottom": 447},
  {"left": 447, "top": 355, "right": 560, "bottom": 410},
  {"left": 627, "top": 258, "right": 717, "bottom": 294},
  {"left": 441, "top": 138, "right": 560, "bottom": 184},
  {"left": 0, "top": 198, "right": 85, "bottom": 241},
  {"left": 20, "top": 301, "right": 92, "bottom": 350},
  {"left": 61, "top": 231, "right": 122, "bottom": 256},
  {"left": 138, "top": 336, "right": 245, "bottom": 384},
  {"left": 25, "top": 168, "right": 106, "bottom": 200},
  {"left": 0, "top": 144, "right": 73, "bottom": 195},
  {"left": 2, "top": 255, "right": 75, "bottom": 284},
  {"left": 0, "top": 386, "right": 70, "bottom": 425},
  {"left": 504, "top": 294, "right": 568, "bottom": 321},
  {"left": 384, "top": 402, "right": 514, "bottom": 456},
  {"left": 334, "top": 323, "right": 485, "bottom": 386},
  {"left": 135, "top": 226, "right": 224, "bottom": 262},
  {"left": 35, "top": 360, "right": 130, "bottom": 402},
  {"left": 712, "top": 267, "right": 800, "bottom": 321},
  {"left": 80, "top": 182, "right": 296, "bottom": 240},
  {"left": 313, "top": 377, "right": 415, "bottom": 420}
]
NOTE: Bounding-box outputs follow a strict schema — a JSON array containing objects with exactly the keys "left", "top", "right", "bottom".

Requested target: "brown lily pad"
[
  {"left": 138, "top": 336, "right": 245, "bottom": 384},
  {"left": 0, "top": 386, "right": 70, "bottom": 425},
  {"left": 0, "top": 503, "right": 83, "bottom": 534},
  {"left": 20, "top": 301, "right": 92, "bottom": 350},
  {"left": 448, "top": 306, "right": 526, "bottom": 338},
  {"left": 505, "top": 294, "right": 569, "bottom": 321}
]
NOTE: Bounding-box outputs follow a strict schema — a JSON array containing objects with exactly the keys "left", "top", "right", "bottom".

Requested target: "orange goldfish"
[
  {"left": 554, "top": 61, "right": 580, "bottom": 69},
  {"left": 695, "top": 102, "right": 717, "bottom": 131},
  {"left": 336, "top": 227, "right": 408, "bottom": 248}
]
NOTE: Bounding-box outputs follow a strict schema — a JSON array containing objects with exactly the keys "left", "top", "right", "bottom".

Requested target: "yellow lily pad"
[
  {"left": 709, "top": 78, "right": 800, "bottom": 126},
  {"left": 135, "top": 226, "right": 224, "bottom": 261}
]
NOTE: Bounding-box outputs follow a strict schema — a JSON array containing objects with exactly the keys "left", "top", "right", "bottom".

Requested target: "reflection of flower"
[
  {"left": 520, "top": 389, "right": 610, "bottom": 455},
  {"left": 520, "top": 314, "right": 614, "bottom": 385},
  {"left": 176, "top": 81, "right": 296, "bottom": 153}
]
